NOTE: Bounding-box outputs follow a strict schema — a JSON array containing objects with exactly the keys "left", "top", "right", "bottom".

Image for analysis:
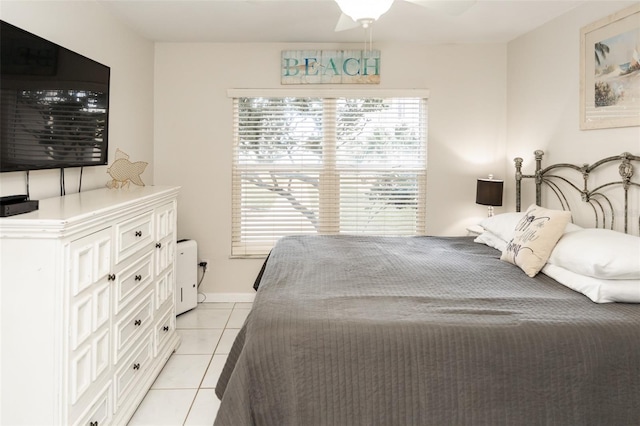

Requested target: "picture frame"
[
  {"left": 281, "top": 50, "right": 381, "bottom": 85},
  {"left": 579, "top": 4, "right": 640, "bottom": 130}
]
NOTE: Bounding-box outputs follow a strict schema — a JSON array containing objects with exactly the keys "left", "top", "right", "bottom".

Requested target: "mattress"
[{"left": 215, "top": 235, "right": 640, "bottom": 425}]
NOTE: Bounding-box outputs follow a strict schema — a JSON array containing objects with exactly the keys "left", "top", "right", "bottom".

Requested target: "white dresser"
[{"left": 0, "top": 186, "right": 181, "bottom": 426}]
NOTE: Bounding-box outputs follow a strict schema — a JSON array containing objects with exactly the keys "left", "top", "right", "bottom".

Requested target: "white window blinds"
[{"left": 231, "top": 93, "right": 427, "bottom": 257}]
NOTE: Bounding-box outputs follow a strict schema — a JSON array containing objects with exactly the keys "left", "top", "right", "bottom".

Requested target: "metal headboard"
[{"left": 515, "top": 150, "right": 640, "bottom": 235}]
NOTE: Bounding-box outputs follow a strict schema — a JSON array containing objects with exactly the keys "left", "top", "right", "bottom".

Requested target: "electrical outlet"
[{"left": 198, "top": 259, "right": 209, "bottom": 272}]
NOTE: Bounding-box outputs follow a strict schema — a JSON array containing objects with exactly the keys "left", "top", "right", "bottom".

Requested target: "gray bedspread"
[{"left": 215, "top": 235, "right": 640, "bottom": 426}]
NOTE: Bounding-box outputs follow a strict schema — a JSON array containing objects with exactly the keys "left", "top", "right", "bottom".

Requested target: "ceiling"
[{"left": 97, "top": 0, "right": 586, "bottom": 44}]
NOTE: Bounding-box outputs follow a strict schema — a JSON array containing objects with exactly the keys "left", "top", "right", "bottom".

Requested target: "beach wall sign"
[{"left": 281, "top": 50, "right": 380, "bottom": 84}]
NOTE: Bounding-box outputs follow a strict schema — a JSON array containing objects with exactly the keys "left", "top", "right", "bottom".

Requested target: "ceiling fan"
[{"left": 334, "top": 0, "right": 477, "bottom": 31}]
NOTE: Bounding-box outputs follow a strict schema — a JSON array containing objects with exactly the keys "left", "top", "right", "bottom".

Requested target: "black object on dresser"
[{"left": 0, "top": 194, "right": 39, "bottom": 217}]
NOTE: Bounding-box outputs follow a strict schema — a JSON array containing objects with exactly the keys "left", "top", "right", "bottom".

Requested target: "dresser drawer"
[
  {"left": 71, "top": 381, "right": 112, "bottom": 426},
  {"left": 113, "top": 294, "right": 153, "bottom": 363},
  {"left": 114, "top": 334, "right": 153, "bottom": 410},
  {"left": 114, "top": 252, "right": 153, "bottom": 314},
  {"left": 155, "top": 238, "right": 175, "bottom": 276},
  {"left": 114, "top": 212, "right": 153, "bottom": 264},
  {"left": 154, "top": 307, "right": 175, "bottom": 356}
]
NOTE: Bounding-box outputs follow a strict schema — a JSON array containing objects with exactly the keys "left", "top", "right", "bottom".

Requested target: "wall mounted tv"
[{"left": 0, "top": 20, "right": 110, "bottom": 173}]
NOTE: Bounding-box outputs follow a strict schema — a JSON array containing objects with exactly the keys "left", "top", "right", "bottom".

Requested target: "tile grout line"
[{"left": 180, "top": 302, "right": 239, "bottom": 425}]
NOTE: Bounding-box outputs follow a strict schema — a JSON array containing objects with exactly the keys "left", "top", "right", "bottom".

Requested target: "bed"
[{"left": 214, "top": 151, "right": 640, "bottom": 426}]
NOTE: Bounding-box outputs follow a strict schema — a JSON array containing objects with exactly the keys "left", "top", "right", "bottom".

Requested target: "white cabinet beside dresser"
[{"left": 0, "top": 186, "right": 181, "bottom": 426}]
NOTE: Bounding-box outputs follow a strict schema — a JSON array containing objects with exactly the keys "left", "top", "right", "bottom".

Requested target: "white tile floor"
[{"left": 127, "top": 302, "right": 252, "bottom": 426}]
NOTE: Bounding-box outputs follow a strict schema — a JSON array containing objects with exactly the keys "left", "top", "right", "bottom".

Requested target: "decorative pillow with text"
[{"left": 501, "top": 204, "right": 571, "bottom": 277}]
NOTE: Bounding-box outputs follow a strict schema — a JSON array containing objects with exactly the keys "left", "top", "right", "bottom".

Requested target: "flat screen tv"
[{"left": 0, "top": 20, "right": 110, "bottom": 172}]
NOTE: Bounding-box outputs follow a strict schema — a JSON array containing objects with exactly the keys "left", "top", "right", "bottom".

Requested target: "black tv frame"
[{"left": 0, "top": 20, "right": 110, "bottom": 173}]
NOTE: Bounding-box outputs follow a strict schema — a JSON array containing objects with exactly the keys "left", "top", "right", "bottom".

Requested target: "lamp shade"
[
  {"left": 335, "top": 0, "right": 394, "bottom": 22},
  {"left": 476, "top": 178, "right": 503, "bottom": 206}
]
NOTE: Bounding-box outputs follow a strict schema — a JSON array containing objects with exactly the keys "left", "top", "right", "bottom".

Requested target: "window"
[{"left": 231, "top": 90, "right": 428, "bottom": 257}]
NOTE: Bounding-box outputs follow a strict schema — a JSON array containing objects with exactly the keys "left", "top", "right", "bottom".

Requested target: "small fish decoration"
[{"left": 106, "top": 149, "right": 148, "bottom": 189}]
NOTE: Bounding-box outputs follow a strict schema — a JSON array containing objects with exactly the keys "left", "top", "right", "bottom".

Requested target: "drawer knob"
[
  {"left": 135, "top": 231, "right": 142, "bottom": 237},
  {"left": 135, "top": 274, "right": 142, "bottom": 281},
  {"left": 163, "top": 325, "right": 169, "bottom": 332},
  {"left": 134, "top": 319, "right": 142, "bottom": 326},
  {"left": 133, "top": 363, "right": 140, "bottom": 370},
  {"left": 156, "top": 242, "right": 162, "bottom": 249},
  {"left": 107, "top": 274, "right": 116, "bottom": 281}
]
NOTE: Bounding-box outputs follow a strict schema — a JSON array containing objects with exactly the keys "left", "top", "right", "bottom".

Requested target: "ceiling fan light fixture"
[{"left": 335, "top": 0, "right": 394, "bottom": 25}]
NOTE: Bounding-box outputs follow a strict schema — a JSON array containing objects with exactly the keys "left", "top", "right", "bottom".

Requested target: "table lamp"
[{"left": 476, "top": 174, "right": 503, "bottom": 216}]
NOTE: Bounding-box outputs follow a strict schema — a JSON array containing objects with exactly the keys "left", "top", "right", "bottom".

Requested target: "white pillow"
[
  {"left": 477, "top": 212, "right": 581, "bottom": 248},
  {"left": 501, "top": 204, "right": 572, "bottom": 277},
  {"left": 478, "top": 212, "right": 524, "bottom": 242},
  {"left": 548, "top": 228, "right": 640, "bottom": 280},
  {"left": 543, "top": 263, "right": 640, "bottom": 303},
  {"left": 474, "top": 231, "right": 507, "bottom": 252},
  {"left": 564, "top": 222, "right": 583, "bottom": 233}
]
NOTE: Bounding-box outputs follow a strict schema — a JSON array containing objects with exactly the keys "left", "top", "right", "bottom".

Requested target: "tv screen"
[{"left": 0, "top": 20, "right": 110, "bottom": 172}]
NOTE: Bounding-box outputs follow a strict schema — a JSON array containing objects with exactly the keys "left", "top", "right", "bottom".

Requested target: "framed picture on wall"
[{"left": 580, "top": 4, "right": 640, "bottom": 130}]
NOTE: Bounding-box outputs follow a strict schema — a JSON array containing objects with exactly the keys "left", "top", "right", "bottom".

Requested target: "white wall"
[
  {"left": 0, "top": 1, "right": 155, "bottom": 200},
  {"left": 154, "top": 42, "right": 507, "bottom": 295},
  {"left": 506, "top": 1, "right": 640, "bottom": 209}
]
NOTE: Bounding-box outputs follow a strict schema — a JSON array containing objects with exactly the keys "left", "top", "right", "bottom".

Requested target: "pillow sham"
[
  {"left": 501, "top": 204, "right": 571, "bottom": 277},
  {"left": 543, "top": 263, "right": 640, "bottom": 303},
  {"left": 548, "top": 228, "right": 640, "bottom": 280}
]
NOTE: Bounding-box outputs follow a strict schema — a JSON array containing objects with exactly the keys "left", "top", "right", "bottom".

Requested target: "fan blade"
[
  {"left": 335, "top": 13, "right": 361, "bottom": 32},
  {"left": 404, "top": 0, "right": 476, "bottom": 16}
]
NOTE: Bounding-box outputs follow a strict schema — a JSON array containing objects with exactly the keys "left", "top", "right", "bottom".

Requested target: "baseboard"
[{"left": 200, "top": 292, "right": 256, "bottom": 303}]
